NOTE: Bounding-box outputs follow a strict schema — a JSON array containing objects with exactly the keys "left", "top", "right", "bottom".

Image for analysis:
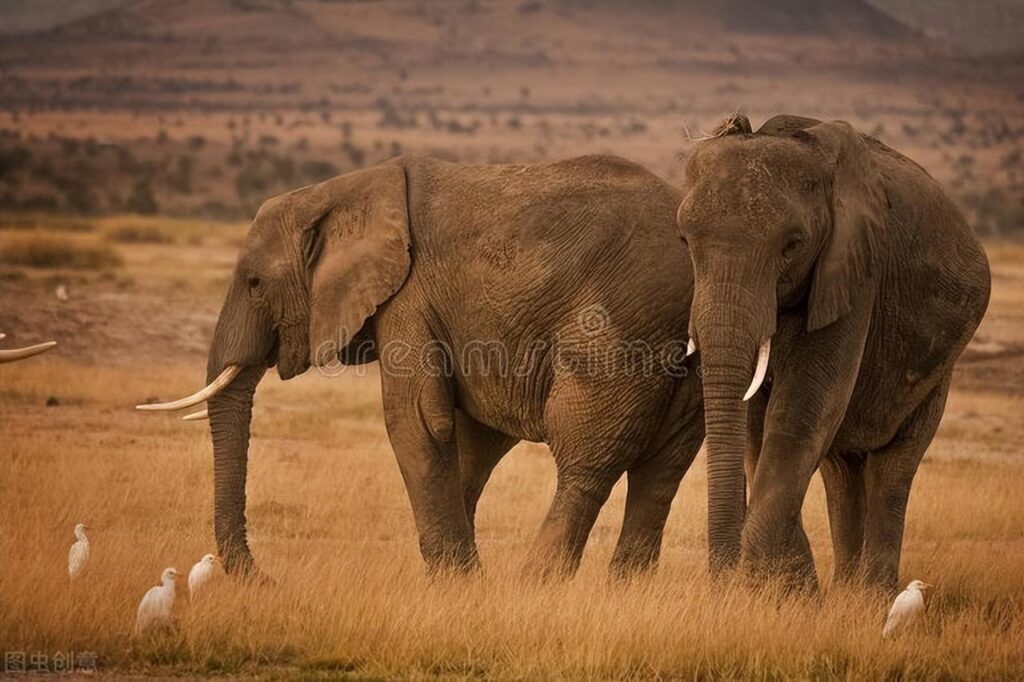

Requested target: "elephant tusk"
[
  {"left": 0, "top": 341, "right": 57, "bottom": 364},
  {"left": 686, "top": 338, "right": 697, "bottom": 357},
  {"left": 136, "top": 365, "right": 241, "bottom": 411},
  {"left": 182, "top": 409, "right": 209, "bottom": 422},
  {"left": 742, "top": 337, "right": 771, "bottom": 402}
]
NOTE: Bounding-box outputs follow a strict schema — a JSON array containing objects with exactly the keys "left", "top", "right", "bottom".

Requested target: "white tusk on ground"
[
  {"left": 686, "top": 338, "right": 697, "bottom": 357},
  {"left": 0, "top": 341, "right": 58, "bottom": 364},
  {"left": 136, "top": 365, "right": 241, "bottom": 411},
  {"left": 182, "top": 409, "right": 209, "bottom": 422},
  {"left": 742, "top": 337, "right": 771, "bottom": 402}
]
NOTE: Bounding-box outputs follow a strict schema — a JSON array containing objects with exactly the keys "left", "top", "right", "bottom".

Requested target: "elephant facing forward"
[
  {"left": 676, "top": 114, "right": 990, "bottom": 590},
  {"left": 142, "top": 155, "right": 704, "bottom": 580}
]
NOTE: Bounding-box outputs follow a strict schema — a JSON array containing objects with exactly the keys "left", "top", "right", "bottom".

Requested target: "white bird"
[
  {"left": 883, "top": 579, "right": 932, "bottom": 639},
  {"left": 134, "top": 567, "right": 179, "bottom": 637},
  {"left": 188, "top": 554, "right": 220, "bottom": 601},
  {"left": 55, "top": 284, "right": 69, "bottom": 302},
  {"left": 68, "top": 523, "right": 90, "bottom": 580}
]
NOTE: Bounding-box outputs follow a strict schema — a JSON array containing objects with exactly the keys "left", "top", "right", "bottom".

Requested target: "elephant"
[
  {"left": 140, "top": 154, "right": 705, "bottom": 580},
  {"left": 675, "top": 114, "right": 990, "bottom": 591}
]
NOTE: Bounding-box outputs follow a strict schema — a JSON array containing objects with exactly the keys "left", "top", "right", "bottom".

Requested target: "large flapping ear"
[
  {"left": 304, "top": 164, "right": 411, "bottom": 366},
  {"left": 797, "top": 121, "right": 889, "bottom": 332}
]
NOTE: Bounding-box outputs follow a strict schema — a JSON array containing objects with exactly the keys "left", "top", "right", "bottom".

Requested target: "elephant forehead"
[{"left": 681, "top": 178, "right": 795, "bottom": 235}]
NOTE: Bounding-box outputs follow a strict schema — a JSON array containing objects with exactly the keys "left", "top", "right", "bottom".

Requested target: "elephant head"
[
  {"left": 138, "top": 162, "right": 411, "bottom": 576},
  {"left": 676, "top": 114, "right": 888, "bottom": 572}
]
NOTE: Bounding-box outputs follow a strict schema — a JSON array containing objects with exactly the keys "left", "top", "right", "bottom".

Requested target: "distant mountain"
[
  {"left": 869, "top": 0, "right": 1024, "bottom": 54},
  {"left": 0, "top": 0, "right": 126, "bottom": 34}
]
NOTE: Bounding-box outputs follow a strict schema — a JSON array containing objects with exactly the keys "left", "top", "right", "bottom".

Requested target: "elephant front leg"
[
  {"left": 742, "top": 308, "right": 871, "bottom": 589},
  {"left": 381, "top": 367, "right": 478, "bottom": 574}
]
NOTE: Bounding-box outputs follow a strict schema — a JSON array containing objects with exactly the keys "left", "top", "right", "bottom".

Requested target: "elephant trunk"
[
  {"left": 692, "top": 280, "right": 775, "bottom": 574},
  {"left": 208, "top": 365, "right": 265, "bottom": 576},
  {"left": 205, "top": 282, "right": 276, "bottom": 577}
]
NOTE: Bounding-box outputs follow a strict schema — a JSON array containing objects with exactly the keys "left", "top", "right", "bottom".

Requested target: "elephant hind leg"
[
  {"left": 611, "top": 379, "right": 704, "bottom": 579},
  {"left": 820, "top": 451, "right": 868, "bottom": 584},
  {"left": 524, "top": 376, "right": 672, "bottom": 580},
  {"left": 456, "top": 410, "right": 518, "bottom": 540},
  {"left": 863, "top": 376, "right": 951, "bottom": 592}
]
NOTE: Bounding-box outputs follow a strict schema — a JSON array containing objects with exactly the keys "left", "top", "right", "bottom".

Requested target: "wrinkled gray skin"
[
  {"left": 677, "top": 115, "right": 990, "bottom": 591},
  {"left": 207, "top": 154, "right": 704, "bottom": 580}
]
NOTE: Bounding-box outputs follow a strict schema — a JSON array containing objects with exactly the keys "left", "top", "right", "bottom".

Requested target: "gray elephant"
[
  {"left": 675, "top": 114, "right": 990, "bottom": 590},
  {"left": 141, "top": 155, "right": 705, "bottom": 580}
]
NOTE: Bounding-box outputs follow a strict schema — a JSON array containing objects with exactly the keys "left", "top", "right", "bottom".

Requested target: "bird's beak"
[{"left": 921, "top": 582, "right": 934, "bottom": 590}]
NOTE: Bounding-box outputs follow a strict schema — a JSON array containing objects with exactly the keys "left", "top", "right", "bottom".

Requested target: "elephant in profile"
[
  {"left": 141, "top": 155, "right": 705, "bottom": 580},
  {"left": 675, "top": 114, "right": 990, "bottom": 591}
]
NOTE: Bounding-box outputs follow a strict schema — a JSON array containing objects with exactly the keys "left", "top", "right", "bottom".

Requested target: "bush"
[
  {"left": 125, "top": 180, "right": 159, "bottom": 215},
  {"left": 0, "top": 234, "right": 122, "bottom": 269},
  {"left": 104, "top": 224, "right": 173, "bottom": 244}
]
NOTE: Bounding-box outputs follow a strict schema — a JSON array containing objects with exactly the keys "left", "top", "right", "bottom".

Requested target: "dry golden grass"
[
  {"left": 0, "top": 232, "right": 122, "bottom": 270},
  {"left": 2, "top": 355, "right": 1023, "bottom": 678}
]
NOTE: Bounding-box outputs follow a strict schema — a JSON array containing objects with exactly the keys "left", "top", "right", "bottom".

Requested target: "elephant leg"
[
  {"left": 456, "top": 410, "right": 518, "bottom": 540},
  {"left": 524, "top": 377, "right": 668, "bottom": 580},
  {"left": 380, "top": 346, "right": 477, "bottom": 574},
  {"left": 742, "top": 309, "right": 871, "bottom": 590},
  {"left": 820, "top": 451, "right": 867, "bottom": 584},
  {"left": 862, "top": 376, "right": 950, "bottom": 592},
  {"left": 610, "top": 379, "right": 704, "bottom": 579}
]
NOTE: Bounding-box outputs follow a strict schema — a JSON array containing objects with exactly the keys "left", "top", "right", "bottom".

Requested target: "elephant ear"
[
  {"left": 798, "top": 121, "right": 888, "bottom": 332},
  {"left": 305, "top": 164, "right": 411, "bottom": 366},
  {"left": 756, "top": 114, "right": 821, "bottom": 137}
]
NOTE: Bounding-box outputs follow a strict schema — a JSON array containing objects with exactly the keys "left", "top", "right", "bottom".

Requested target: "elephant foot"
[
  {"left": 421, "top": 539, "right": 481, "bottom": 577},
  {"left": 741, "top": 541, "right": 819, "bottom": 594}
]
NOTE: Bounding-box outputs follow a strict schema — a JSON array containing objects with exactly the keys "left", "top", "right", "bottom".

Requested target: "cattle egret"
[
  {"left": 883, "top": 579, "right": 932, "bottom": 639},
  {"left": 67, "top": 523, "right": 90, "bottom": 579},
  {"left": 188, "top": 554, "right": 220, "bottom": 601},
  {"left": 134, "top": 568, "right": 178, "bottom": 637}
]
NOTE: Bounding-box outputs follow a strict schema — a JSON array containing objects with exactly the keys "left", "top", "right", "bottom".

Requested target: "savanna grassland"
[
  {"left": 0, "top": 221, "right": 1022, "bottom": 678},
  {"left": 2, "top": 0, "right": 1024, "bottom": 678}
]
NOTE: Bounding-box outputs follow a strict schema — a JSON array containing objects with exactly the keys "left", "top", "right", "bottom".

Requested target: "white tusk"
[
  {"left": 136, "top": 365, "right": 241, "bottom": 411},
  {"left": 686, "top": 338, "right": 697, "bottom": 357},
  {"left": 182, "top": 409, "right": 209, "bottom": 422},
  {"left": 0, "top": 341, "right": 57, "bottom": 364},
  {"left": 742, "top": 337, "right": 771, "bottom": 402}
]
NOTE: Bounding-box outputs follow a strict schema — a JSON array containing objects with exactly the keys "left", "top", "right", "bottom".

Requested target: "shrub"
[
  {"left": 125, "top": 180, "right": 159, "bottom": 215},
  {"left": 104, "top": 224, "right": 173, "bottom": 244},
  {"left": 0, "top": 234, "right": 122, "bottom": 269}
]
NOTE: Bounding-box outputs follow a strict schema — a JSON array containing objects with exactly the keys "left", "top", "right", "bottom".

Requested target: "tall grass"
[
  {"left": 2, "top": 360, "right": 1023, "bottom": 677},
  {"left": 0, "top": 233, "right": 122, "bottom": 270}
]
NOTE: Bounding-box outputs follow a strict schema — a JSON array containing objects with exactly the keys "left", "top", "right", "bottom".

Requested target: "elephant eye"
[
  {"left": 246, "top": 274, "right": 261, "bottom": 292},
  {"left": 782, "top": 235, "right": 804, "bottom": 260}
]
